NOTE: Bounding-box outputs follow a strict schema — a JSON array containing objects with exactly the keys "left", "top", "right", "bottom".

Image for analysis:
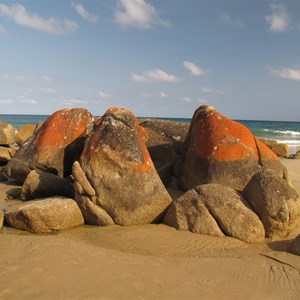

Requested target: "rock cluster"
[{"left": 0, "top": 105, "right": 299, "bottom": 246}]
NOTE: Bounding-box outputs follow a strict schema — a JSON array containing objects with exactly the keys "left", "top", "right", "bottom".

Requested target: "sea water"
[{"left": 1, "top": 114, "right": 300, "bottom": 154}]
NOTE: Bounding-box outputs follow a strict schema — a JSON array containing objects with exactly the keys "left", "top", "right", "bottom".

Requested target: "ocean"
[{"left": 1, "top": 114, "right": 300, "bottom": 154}]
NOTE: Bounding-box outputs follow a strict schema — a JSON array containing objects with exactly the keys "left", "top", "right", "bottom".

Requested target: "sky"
[{"left": 0, "top": 0, "right": 300, "bottom": 121}]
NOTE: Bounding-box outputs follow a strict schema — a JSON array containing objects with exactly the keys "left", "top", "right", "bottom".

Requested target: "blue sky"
[{"left": 0, "top": 0, "right": 300, "bottom": 120}]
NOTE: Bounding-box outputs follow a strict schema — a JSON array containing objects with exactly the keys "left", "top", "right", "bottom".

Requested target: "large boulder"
[
  {"left": 73, "top": 107, "right": 172, "bottom": 226},
  {"left": 179, "top": 105, "right": 288, "bottom": 191},
  {"left": 4, "top": 197, "right": 84, "bottom": 233},
  {"left": 0, "top": 121, "right": 15, "bottom": 145},
  {"left": 243, "top": 169, "right": 300, "bottom": 238},
  {"left": 20, "top": 170, "right": 75, "bottom": 200},
  {"left": 6, "top": 108, "right": 94, "bottom": 183},
  {"left": 164, "top": 183, "right": 265, "bottom": 243},
  {"left": 15, "top": 124, "right": 37, "bottom": 146}
]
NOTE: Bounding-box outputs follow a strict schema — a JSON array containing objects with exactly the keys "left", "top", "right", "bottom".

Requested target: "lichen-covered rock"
[
  {"left": 290, "top": 234, "right": 300, "bottom": 256},
  {"left": 164, "top": 183, "right": 265, "bottom": 243},
  {"left": 73, "top": 107, "right": 172, "bottom": 226},
  {"left": 4, "top": 197, "right": 84, "bottom": 233},
  {"left": 0, "top": 121, "right": 15, "bottom": 145},
  {"left": 15, "top": 124, "right": 36, "bottom": 146},
  {"left": 6, "top": 108, "right": 93, "bottom": 183},
  {"left": 21, "top": 170, "right": 75, "bottom": 200},
  {"left": 243, "top": 169, "right": 300, "bottom": 238},
  {"left": 179, "top": 105, "right": 287, "bottom": 191}
]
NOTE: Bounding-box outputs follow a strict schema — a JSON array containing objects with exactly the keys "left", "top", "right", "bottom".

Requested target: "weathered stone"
[
  {"left": 0, "top": 146, "right": 17, "bottom": 163},
  {"left": 243, "top": 169, "right": 300, "bottom": 238},
  {"left": 5, "top": 197, "right": 84, "bottom": 233},
  {"left": 0, "top": 209, "right": 3, "bottom": 230},
  {"left": 15, "top": 124, "right": 36, "bottom": 146},
  {"left": 164, "top": 189, "right": 224, "bottom": 237},
  {"left": 290, "top": 234, "right": 300, "bottom": 256},
  {"left": 21, "top": 170, "right": 75, "bottom": 200},
  {"left": 6, "top": 108, "right": 94, "bottom": 183},
  {"left": 164, "top": 183, "right": 265, "bottom": 243},
  {"left": 259, "top": 139, "right": 290, "bottom": 158},
  {"left": 179, "top": 105, "right": 287, "bottom": 191},
  {"left": 73, "top": 107, "right": 172, "bottom": 226},
  {"left": 0, "top": 121, "right": 15, "bottom": 145}
]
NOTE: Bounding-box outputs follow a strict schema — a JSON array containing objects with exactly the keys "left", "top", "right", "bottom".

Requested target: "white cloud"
[
  {"left": 181, "top": 97, "right": 208, "bottom": 104},
  {"left": 20, "top": 99, "right": 39, "bottom": 104},
  {"left": 270, "top": 67, "right": 300, "bottom": 81},
  {"left": 62, "top": 99, "right": 89, "bottom": 106},
  {"left": 218, "top": 11, "right": 243, "bottom": 28},
  {"left": 0, "top": 74, "right": 35, "bottom": 83},
  {"left": 159, "top": 92, "right": 168, "bottom": 98},
  {"left": 183, "top": 61, "right": 209, "bottom": 77},
  {"left": 0, "top": 99, "right": 14, "bottom": 104},
  {"left": 201, "top": 86, "right": 225, "bottom": 95},
  {"left": 28, "top": 87, "right": 56, "bottom": 93},
  {"left": 182, "top": 97, "right": 193, "bottom": 103},
  {"left": 42, "top": 75, "right": 52, "bottom": 83},
  {"left": 131, "top": 69, "right": 179, "bottom": 83},
  {"left": 0, "top": 3, "right": 78, "bottom": 35},
  {"left": 71, "top": 2, "right": 98, "bottom": 24},
  {"left": 266, "top": 3, "right": 290, "bottom": 32},
  {"left": 114, "top": 0, "right": 170, "bottom": 30},
  {"left": 99, "top": 91, "right": 113, "bottom": 98}
]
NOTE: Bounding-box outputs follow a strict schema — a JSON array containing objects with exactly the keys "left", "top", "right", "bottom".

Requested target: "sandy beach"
[{"left": 0, "top": 158, "right": 300, "bottom": 299}]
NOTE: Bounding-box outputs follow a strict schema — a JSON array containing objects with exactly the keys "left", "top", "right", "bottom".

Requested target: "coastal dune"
[{"left": 0, "top": 158, "right": 300, "bottom": 299}]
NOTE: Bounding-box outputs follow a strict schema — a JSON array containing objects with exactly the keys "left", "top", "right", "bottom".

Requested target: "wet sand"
[{"left": 1, "top": 159, "right": 300, "bottom": 299}]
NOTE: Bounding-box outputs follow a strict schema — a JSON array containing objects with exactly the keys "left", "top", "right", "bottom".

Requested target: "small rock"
[
  {"left": 259, "top": 139, "right": 290, "bottom": 158},
  {"left": 21, "top": 170, "right": 75, "bottom": 200},
  {"left": 15, "top": 124, "right": 36, "bottom": 146},
  {"left": 0, "top": 121, "right": 15, "bottom": 145},
  {"left": 5, "top": 197, "right": 84, "bottom": 233},
  {"left": 0, "top": 146, "right": 17, "bottom": 163},
  {"left": 289, "top": 234, "right": 300, "bottom": 256}
]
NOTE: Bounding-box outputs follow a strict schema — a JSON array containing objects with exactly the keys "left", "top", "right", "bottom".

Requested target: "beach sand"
[{"left": 1, "top": 159, "right": 300, "bottom": 299}]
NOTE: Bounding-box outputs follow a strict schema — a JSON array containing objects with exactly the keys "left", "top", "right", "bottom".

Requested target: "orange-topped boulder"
[
  {"left": 6, "top": 108, "right": 93, "bottom": 183},
  {"left": 179, "top": 105, "right": 288, "bottom": 191},
  {"left": 73, "top": 107, "right": 172, "bottom": 226}
]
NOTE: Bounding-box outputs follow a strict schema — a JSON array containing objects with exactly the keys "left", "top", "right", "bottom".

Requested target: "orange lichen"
[
  {"left": 256, "top": 139, "right": 279, "bottom": 161},
  {"left": 192, "top": 108, "right": 259, "bottom": 160}
]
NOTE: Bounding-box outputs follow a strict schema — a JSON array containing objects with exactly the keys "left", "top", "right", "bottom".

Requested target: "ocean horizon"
[{"left": 1, "top": 114, "right": 300, "bottom": 154}]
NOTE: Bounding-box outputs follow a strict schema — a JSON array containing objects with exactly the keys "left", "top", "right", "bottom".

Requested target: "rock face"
[
  {"left": 5, "top": 197, "right": 84, "bottom": 233},
  {"left": 179, "top": 105, "right": 288, "bottom": 191},
  {"left": 21, "top": 170, "right": 75, "bottom": 200},
  {"left": 73, "top": 107, "right": 172, "bottom": 226},
  {"left": 6, "top": 108, "right": 93, "bottom": 183},
  {"left": 15, "top": 124, "right": 36, "bottom": 146},
  {"left": 243, "top": 169, "right": 300, "bottom": 238},
  {"left": 164, "top": 183, "right": 265, "bottom": 243},
  {"left": 0, "top": 121, "right": 15, "bottom": 146},
  {"left": 259, "top": 139, "right": 289, "bottom": 158},
  {"left": 290, "top": 234, "right": 300, "bottom": 256}
]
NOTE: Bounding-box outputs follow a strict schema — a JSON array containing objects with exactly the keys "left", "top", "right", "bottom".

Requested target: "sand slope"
[{"left": 0, "top": 159, "right": 300, "bottom": 299}]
